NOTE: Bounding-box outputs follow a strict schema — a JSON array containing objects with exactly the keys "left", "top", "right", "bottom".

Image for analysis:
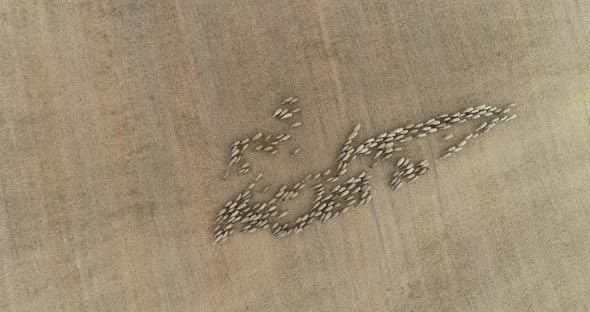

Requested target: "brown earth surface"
[{"left": 1, "top": 0, "right": 589, "bottom": 311}]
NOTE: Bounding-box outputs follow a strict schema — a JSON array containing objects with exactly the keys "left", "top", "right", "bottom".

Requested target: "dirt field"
[{"left": 1, "top": 0, "right": 589, "bottom": 311}]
